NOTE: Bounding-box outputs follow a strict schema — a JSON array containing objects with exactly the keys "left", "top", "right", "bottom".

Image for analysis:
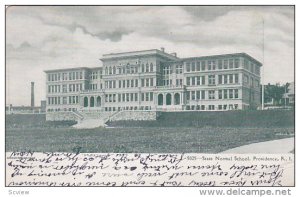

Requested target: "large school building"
[{"left": 45, "top": 48, "right": 261, "bottom": 117}]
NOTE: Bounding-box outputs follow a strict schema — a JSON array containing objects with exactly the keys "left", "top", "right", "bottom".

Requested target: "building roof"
[
  {"left": 100, "top": 49, "right": 179, "bottom": 61},
  {"left": 182, "top": 53, "right": 262, "bottom": 66},
  {"left": 44, "top": 67, "right": 91, "bottom": 73}
]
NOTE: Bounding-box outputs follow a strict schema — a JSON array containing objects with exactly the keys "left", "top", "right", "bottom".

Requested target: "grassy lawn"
[{"left": 5, "top": 126, "right": 294, "bottom": 153}]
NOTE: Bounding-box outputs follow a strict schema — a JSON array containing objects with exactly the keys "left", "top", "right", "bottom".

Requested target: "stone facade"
[
  {"left": 109, "top": 111, "right": 159, "bottom": 121},
  {"left": 44, "top": 48, "right": 262, "bottom": 122}
]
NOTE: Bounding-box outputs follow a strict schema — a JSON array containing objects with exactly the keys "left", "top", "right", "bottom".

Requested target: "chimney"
[
  {"left": 171, "top": 52, "right": 177, "bottom": 57},
  {"left": 160, "top": 47, "right": 165, "bottom": 52},
  {"left": 31, "top": 82, "right": 34, "bottom": 108}
]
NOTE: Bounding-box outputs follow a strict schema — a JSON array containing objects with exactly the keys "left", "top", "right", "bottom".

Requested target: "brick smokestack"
[{"left": 31, "top": 82, "right": 34, "bottom": 107}]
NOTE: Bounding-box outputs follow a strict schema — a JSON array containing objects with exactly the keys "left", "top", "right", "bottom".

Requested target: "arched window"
[
  {"left": 84, "top": 97, "right": 88, "bottom": 107},
  {"left": 90, "top": 97, "right": 94, "bottom": 107},
  {"left": 146, "top": 63, "right": 149, "bottom": 72},
  {"left": 174, "top": 93, "right": 180, "bottom": 105},
  {"left": 166, "top": 93, "right": 172, "bottom": 105},
  {"left": 109, "top": 67, "right": 112, "bottom": 75},
  {"left": 96, "top": 96, "right": 101, "bottom": 107},
  {"left": 158, "top": 94, "right": 163, "bottom": 106}
]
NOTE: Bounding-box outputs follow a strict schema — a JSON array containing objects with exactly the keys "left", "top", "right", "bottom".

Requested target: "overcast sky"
[{"left": 6, "top": 6, "right": 294, "bottom": 106}]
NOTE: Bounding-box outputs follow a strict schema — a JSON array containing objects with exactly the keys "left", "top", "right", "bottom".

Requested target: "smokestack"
[
  {"left": 160, "top": 47, "right": 165, "bottom": 52},
  {"left": 31, "top": 82, "right": 34, "bottom": 108}
]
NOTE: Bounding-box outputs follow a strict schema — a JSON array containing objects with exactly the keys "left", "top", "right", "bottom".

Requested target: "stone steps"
[{"left": 72, "top": 118, "right": 107, "bottom": 129}]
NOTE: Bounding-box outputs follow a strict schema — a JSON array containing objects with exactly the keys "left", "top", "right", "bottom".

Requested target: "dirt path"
[{"left": 221, "top": 137, "right": 294, "bottom": 154}]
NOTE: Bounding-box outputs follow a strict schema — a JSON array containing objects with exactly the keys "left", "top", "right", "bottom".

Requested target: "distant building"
[
  {"left": 283, "top": 82, "right": 295, "bottom": 106},
  {"left": 44, "top": 48, "right": 261, "bottom": 117},
  {"left": 5, "top": 105, "right": 44, "bottom": 114}
]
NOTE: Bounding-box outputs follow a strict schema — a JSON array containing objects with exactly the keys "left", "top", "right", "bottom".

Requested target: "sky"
[{"left": 6, "top": 6, "right": 294, "bottom": 106}]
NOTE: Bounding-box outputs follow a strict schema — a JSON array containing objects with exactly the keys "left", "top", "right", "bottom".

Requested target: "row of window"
[
  {"left": 104, "top": 106, "right": 152, "bottom": 112},
  {"left": 186, "top": 89, "right": 239, "bottom": 100},
  {"left": 185, "top": 104, "right": 239, "bottom": 111},
  {"left": 186, "top": 58, "right": 240, "bottom": 72},
  {"left": 186, "top": 74, "right": 239, "bottom": 86},
  {"left": 48, "top": 84, "right": 83, "bottom": 93},
  {"left": 244, "top": 59, "right": 260, "bottom": 75},
  {"left": 104, "top": 63, "right": 155, "bottom": 75},
  {"left": 104, "top": 92, "right": 155, "bottom": 103},
  {"left": 244, "top": 74, "right": 260, "bottom": 87},
  {"left": 47, "top": 96, "right": 79, "bottom": 105},
  {"left": 48, "top": 85, "right": 61, "bottom": 93},
  {"left": 48, "top": 72, "right": 84, "bottom": 82},
  {"left": 105, "top": 78, "right": 155, "bottom": 89}
]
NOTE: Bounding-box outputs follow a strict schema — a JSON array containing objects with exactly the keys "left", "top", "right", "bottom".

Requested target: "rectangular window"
[
  {"left": 224, "top": 60, "right": 228, "bottom": 69},
  {"left": 234, "top": 59, "right": 240, "bottom": 68},
  {"left": 208, "top": 75, "right": 215, "bottom": 85},
  {"left": 244, "top": 74, "right": 249, "bottom": 84},
  {"left": 229, "top": 59, "right": 234, "bottom": 69},
  {"left": 235, "top": 74, "right": 239, "bottom": 84},
  {"left": 224, "top": 75, "right": 228, "bottom": 84},
  {"left": 218, "top": 60, "right": 223, "bottom": 70},
  {"left": 229, "top": 74, "right": 233, "bottom": 83},
  {"left": 234, "top": 89, "right": 239, "bottom": 99},
  {"left": 244, "top": 59, "right": 249, "bottom": 70},
  {"left": 229, "top": 89, "right": 234, "bottom": 99},
  {"left": 202, "top": 76, "right": 205, "bottom": 85},
  {"left": 186, "top": 63, "right": 191, "bottom": 72},
  {"left": 187, "top": 77, "right": 190, "bottom": 86},
  {"left": 196, "top": 62, "right": 201, "bottom": 71},
  {"left": 218, "top": 90, "right": 222, "bottom": 99},
  {"left": 209, "top": 105, "right": 215, "bottom": 110},
  {"left": 218, "top": 75, "right": 222, "bottom": 84},
  {"left": 224, "top": 89, "right": 228, "bottom": 99},
  {"left": 196, "top": 91, "right": 201, "bottom": 99},
  {"left": 141, "top": 93, "right": 144, "bottom": 101},
  {"left": 218, "top": 105, "right": 222, "bottom": 110},
  {"left": 191, "top": 62, "right": 196, "bottom": 72},
  {"left": 141, "top": 79, "right": 145, "bottom": 87},
  {"left": 176, "top": 64, "right": 183, "bottom": 74},
  {"left": 186, "top": 91, "right": 190, "bottom": 100},
  {"left": 131, "top": 79, "right": 134, "bottom": 87},
  {"left": 127, "top": 80, "right": 130, "bottom": 88},
  {"left": 208, "top": 90, "right": 215, "bottom": 99},
  {"left": 208, "top": 61, "right": 212, "bottom": 70},
  {"left": 197, "top": 76, "right": 201, "bottom": 85},
  {"left": 63, "top": 97, "right": 67, "bottom": 104},
  {"left": 201, "top": 90, "right": 205, "bottom": 100},
  {"left": 201, "top": 61, "right": 206, "bottom": 71},
  {"left": 191, "top": 77, "right": 196, "bottom": 86},
  {"left": 191, "top": 91, "right": 196, "bottom": 100}
]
